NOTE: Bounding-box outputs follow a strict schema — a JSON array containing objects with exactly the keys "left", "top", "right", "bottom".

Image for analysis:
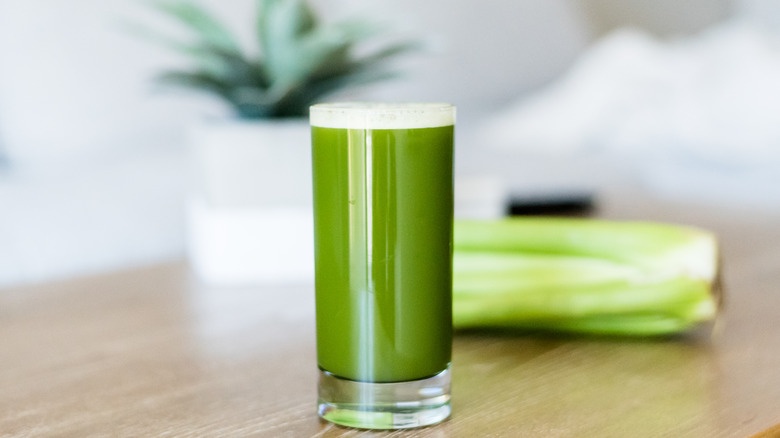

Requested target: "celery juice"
[{"left": 311, "top": 108, "right": 454, "bottom": 383}]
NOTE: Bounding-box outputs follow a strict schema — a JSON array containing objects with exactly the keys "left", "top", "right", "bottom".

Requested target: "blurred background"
[{"left": 1, "top": 0, "right": 779, "bottom": 287}]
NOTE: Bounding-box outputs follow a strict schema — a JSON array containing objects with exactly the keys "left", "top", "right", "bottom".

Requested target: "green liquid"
[{"left": 312, "top": 125, "right": 454, "bottom": 383}]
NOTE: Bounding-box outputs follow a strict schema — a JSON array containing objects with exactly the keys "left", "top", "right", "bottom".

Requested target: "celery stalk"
[{"left": 453, "top": 218, "right": 720, "bottom": 336}]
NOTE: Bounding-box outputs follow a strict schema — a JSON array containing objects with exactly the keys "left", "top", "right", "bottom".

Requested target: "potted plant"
[{"left": 135, "top": 0, "right": 416, "bottom": 283}]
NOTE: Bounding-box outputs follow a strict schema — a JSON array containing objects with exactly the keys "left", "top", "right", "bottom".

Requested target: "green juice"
[{"left": 311, "top": 125, "right": 454, "bottom": 383}]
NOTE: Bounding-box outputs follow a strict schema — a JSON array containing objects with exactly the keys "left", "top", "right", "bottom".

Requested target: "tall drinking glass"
[{"left": 310, "top": 103, "right": 455, "bottom": 429}]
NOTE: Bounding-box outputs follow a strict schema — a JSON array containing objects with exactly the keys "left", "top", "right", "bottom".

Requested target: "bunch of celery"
[{"left": 453, "top": 218, "right": 721, "bottom": 336}]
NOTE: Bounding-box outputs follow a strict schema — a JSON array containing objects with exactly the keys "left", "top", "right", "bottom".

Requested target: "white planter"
[
  {"left": 191, "top": 118, "right": 312, "bottom": 208},
  {"left": 187, "top": 118, "right": 314, "bottom": 285}
]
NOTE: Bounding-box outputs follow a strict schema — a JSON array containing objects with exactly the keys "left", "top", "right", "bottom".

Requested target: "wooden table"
[{"left": 2, "top": 190, "right": 780, "bottom": 437}]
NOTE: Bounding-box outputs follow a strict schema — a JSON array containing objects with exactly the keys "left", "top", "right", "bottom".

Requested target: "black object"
[{"left": 506, "top": 192, "right": 595, "bottom": 217}]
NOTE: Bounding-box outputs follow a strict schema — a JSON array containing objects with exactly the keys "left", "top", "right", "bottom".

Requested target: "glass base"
[{"left": 317, "top": 366, "right": 451, "bottom": 429}]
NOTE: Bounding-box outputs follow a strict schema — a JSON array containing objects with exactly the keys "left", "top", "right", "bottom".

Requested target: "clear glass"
[{"left": 310, "top": 103, "right": 455, "bottom": 429}]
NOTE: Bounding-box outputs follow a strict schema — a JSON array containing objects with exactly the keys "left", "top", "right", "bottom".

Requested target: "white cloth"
[{"left": 484, "top": 21, "right": 780, "bottom": 207}]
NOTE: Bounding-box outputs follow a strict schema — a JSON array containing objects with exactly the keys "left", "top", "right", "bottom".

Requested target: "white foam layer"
[{"left": 310, "top": 103, "right": 456, "bottom": 129}]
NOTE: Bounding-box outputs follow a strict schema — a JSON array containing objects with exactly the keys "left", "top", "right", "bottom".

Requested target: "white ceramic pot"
[
  {"left": 186, "top": 118, "right": 314, "bottom": 285},
  {"left": 191, "top": 118, "right": 311, "bottom": 208}
]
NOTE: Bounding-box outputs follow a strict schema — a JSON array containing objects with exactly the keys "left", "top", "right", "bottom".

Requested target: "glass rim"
[{"left": 310, "top": 102, "right": 455, "bottom": 130}]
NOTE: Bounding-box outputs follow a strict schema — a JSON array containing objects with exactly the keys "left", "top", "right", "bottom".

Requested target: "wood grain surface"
[{"left": 2, "top": 189, "right": 780, "bottom": 437}]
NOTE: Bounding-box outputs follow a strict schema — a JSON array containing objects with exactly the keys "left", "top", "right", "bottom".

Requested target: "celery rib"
[{"left": 452, "top": 218, "right": 720, "bottom": 336}]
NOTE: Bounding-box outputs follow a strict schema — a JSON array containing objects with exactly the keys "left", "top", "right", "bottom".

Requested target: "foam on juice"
[{"left": 310, "top": 103, "right": 455, "bottom": 130}]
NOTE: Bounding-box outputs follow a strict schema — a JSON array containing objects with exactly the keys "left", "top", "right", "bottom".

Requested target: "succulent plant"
[{"left": 134, "top": 0, "right": 417, "bottom": 118}]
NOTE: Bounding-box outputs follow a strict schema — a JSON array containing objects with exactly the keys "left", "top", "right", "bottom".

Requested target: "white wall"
[
  {"left": 734, "top": 0, "right": 780, "bottom": 27},
  {"left": 577, "top": 0, "right": 731, "bottom": 37},
  {"left": 342, "top": 0, "right": 590, "bottom": 114},
  {"left": 0, "top": 0, "right": 208, "bottom": 165}
]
